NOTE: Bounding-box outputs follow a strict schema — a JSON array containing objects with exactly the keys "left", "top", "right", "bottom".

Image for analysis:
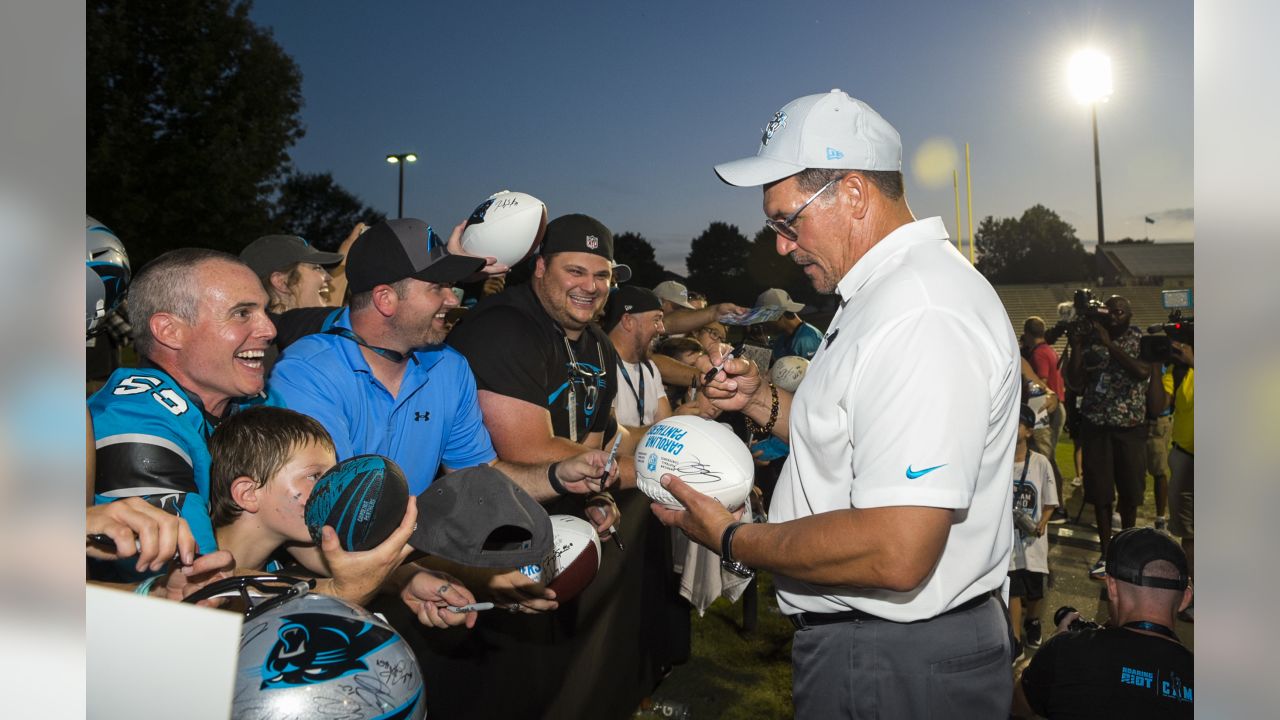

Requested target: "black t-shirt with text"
[
  {"left": 1021, "top": 626, "right": 1193, "bottom": 719},
  {"left": 448, "top": 283, "right": 617, "bottom": 443}
]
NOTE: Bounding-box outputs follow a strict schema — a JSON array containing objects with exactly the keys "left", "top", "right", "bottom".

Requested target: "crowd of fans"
[{"left": 85, "top": 150, "right": 1193, "bottom": 719}]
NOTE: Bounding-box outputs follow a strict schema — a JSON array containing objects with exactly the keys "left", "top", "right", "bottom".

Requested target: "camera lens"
[{"left": 1053, "top": 606, "right": 1078, "bottom": 627}]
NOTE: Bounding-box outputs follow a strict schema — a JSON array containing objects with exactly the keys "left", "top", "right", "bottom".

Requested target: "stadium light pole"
[
  {"left": 1068, "top": 50, "right": 1112, "bottom": 281},
  {"left": 385, "top": 152, "right": 418, "bottom": 218}
]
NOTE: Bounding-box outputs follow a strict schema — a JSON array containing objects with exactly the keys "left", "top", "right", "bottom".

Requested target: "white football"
[
  {"left": 634, "top": 416, "right": 755, "bottom": 510},
  {"left": 770, "top": 355, "right": 810, "bottom": 393},
  {"left": 542, "top": 514, "right": 601, "bottom": 603},
  {"left": 460, "top": 190, "right": 548, "bottom": 267}
]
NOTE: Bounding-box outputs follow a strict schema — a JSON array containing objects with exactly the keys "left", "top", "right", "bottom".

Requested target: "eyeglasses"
[
  {"left": 697, "top": 327, "right": 725, "bottom": 343},
  {"left": 764, "top": 174, "right": 845, "bottom": 241}
]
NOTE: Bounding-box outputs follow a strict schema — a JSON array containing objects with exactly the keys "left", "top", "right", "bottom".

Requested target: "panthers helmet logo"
[{"left": 260, "top": 613, "right": 397, "bottom": 689}]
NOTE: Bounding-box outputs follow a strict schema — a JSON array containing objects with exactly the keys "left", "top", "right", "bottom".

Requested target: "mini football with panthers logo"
[{"left": 304, "top": 455, "right": 409, "bottom": 551}]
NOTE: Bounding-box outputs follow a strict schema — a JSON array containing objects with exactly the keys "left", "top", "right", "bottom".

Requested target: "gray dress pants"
[{"left": 790, "top": 595, "right": 1012, "bottom": 719}]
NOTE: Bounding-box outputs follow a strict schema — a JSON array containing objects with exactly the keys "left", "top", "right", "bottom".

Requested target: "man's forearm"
[
  {"left": 493, "top": 458, "right": 564, "bottom": 502},
  {"left": 662, "top": 307, "right": 719, "bottom": 335},
  {"left": 652, "top": 354, "right": 698, "bottom": 388},
  {"left": 1107, "top": 341, "right": 1149, "bottom": 380},
  {"left": 732, "top": 505, "right": 951, "bottom": 591}
]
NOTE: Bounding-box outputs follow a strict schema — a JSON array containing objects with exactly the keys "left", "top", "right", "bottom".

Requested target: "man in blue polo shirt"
[{"left": 270, "top": 218, "right": 610, "bottom": 509}]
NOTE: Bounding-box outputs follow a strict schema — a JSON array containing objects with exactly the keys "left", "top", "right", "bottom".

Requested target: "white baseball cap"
[
  {"left": 652, "top": 280, "right": 695, "bottom": 309},
  {"left": 714, "top": 89, "right": 902, "bottom": 187},
  {"left": 755, "top": 288, "right": 805, "bottom": 313}
]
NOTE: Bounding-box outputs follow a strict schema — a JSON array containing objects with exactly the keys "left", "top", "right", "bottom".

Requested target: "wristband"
[
  {"left": 135, "top": 574, "right": 162, "bottom": 597},
  {"left": 719, "top": 521, "right": 754, "bottom": 579},
  {"left": 547, "top": 462, "right": 569, "bottom": 496}
]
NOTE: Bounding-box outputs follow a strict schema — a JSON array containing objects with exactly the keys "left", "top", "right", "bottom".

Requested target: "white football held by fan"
[
  {"left": 460, "top": 190, "right": 548, "bottom": 267},
  {"left": 542, "top": 514, "right": 601, "bottom": 603},
  {"left": 770, "top": 355, "right": 810, "bottom": 393},
  {"left": 634, "top": 416, "right": 754, "bottom": 510}
]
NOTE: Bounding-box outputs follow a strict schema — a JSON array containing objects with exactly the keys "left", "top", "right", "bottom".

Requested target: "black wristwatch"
[{"left": 720, "top": 522, "right": 754, "bottom": 579}]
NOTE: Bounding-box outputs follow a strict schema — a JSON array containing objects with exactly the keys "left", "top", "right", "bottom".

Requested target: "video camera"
[
  {"left": 1054, "top": 605, "right": 1104, "bottom": 633},
  {"left": 1044, "top": 288, "right": 1110, "bottom": 345},
  {"left": 1139, "top": 290, "right": 1194, "bottom": 364}
]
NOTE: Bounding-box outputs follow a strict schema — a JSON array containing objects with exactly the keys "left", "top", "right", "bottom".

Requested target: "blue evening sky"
[{"left": 249, "top": 0, "right": 1192, "bottom": 272}]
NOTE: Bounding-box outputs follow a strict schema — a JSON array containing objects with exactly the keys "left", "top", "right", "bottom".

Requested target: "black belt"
[{"left": 788, "top": 592, "right": 992, "bottom": 630}]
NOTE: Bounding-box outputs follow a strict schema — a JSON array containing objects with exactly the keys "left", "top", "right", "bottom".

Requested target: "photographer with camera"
[
  {"left": 1013, "top": 528, "right": 1193, "bottom": 718},
  {"left": 1065, "top": 293, "right": 1149, "bottom": 578}
]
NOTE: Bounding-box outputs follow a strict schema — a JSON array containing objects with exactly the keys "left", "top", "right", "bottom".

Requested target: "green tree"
[
  {"left": 268, "top": 172, "right": 386, "bottom": 252},
  {"left": 612, "top": 231, "right": 667, "bottom": 289},
  {"left": 974, "top": 204, "right": 1091, "bottom": 283},
  {"left": 685, "top": 222, "right": 751, "bottom": 304},
  {"left": 88, "top": 0, "right": 305, "bottom": 265}
]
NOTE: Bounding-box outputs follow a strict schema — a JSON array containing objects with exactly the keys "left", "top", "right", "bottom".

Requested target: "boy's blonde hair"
[{"left": 208, "top": 406, "right": 336, "bottom": 528}]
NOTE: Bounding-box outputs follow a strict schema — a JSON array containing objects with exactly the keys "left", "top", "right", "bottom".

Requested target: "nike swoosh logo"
[{"left": 905, "top": 464, "right": 946, "bottom": 479}]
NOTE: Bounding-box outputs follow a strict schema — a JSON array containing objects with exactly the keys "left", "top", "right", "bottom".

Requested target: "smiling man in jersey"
[{"left": 90, "top": 248, "right": 278, "bottom": 573}]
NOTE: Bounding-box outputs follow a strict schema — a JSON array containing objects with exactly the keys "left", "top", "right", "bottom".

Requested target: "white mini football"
[
  {"left": 634, "top": 416, "right": 755, "bottom": 510},
  {"left": 542, "top": 514, "right": 601, "bottom": 603},
  {"left": 460, "top": 190, "right": 548, "bottom": 267},
  {"left": 770, "top": 355, "right": 810, "bottom": 393}
]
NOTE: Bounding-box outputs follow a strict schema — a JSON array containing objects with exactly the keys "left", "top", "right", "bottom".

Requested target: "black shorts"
[
  {"left": 1079, "top": 421, "right": 1147, "bottom": 508},
  {"left": 1008, "top": 569, "right": 1046, "bottom": 601}
]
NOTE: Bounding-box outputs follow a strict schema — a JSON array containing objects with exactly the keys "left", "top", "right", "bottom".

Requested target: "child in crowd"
[
  {"left": 207, "top": 406, "right": 337, "bottom": 571},
  {"left": 1010, "top": 403, "right": 1059, "bottom": 659}
]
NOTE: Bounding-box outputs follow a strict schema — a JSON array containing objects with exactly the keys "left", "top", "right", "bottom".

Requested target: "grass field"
[{"left": 643, "top": 572, "right": 796, "bottom": 719}]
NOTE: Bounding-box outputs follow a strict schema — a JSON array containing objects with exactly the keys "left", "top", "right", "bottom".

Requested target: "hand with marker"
[
  {"left": 552, "top": 447, "right": 618, "bottom": 495},
  {"left": 698, "top": 342, "right": 764, "bottom": 414}
]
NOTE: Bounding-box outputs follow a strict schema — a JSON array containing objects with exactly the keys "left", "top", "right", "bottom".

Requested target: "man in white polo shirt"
[{"left": 652, "top": 90, "right": 1019, "bottom": 718}]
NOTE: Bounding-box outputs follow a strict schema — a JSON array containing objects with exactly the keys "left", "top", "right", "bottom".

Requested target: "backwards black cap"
[{"left": 1106, "top": 528, "right": 1190, "bottom": 591}]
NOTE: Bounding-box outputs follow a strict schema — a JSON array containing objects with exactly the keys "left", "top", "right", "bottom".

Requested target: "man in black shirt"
[
  {"left": 1014, "top": 528, "right": 1194, "bottom": 719},
  {"left": 450, "top": 213, "right": 633, "bottom": 504}
]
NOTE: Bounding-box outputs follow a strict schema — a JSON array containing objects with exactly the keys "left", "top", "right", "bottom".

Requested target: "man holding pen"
[{"left": 653, "top": 89, "right": 1019, "bottom": 719}]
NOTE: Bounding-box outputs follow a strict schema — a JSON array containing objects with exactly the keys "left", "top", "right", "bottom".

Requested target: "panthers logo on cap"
[{"left": 762, "top": 110, "right": 788, "bottom": 146}]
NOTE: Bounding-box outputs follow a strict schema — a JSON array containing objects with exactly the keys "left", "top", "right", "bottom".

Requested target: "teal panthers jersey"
[{"left": 89, "top": 365, "right": 275, "bottom": 567}]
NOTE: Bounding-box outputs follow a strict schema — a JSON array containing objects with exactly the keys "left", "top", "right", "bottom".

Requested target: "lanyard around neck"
[
  {"left": 325, "top": 327, "right": 411, "bottom": 364},
  {"left": 1122, "top": 620, "right": 1181, "bottom": 642},
  {"left": 617, "top": 360, "right": 646, "bottom": 422}
]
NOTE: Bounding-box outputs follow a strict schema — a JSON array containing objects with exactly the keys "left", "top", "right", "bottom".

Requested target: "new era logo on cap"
[{"left": 716, "top": 89, "right": 903, "bottom": 187}]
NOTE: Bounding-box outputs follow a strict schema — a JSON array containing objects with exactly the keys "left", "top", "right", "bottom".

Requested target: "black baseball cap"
[
  {"left": 240, "top": 235, "right": 344, "bottom": 281},
  {"left": 409, "top": 465, "right": 553, "bottom": 569},
  {"left": 346, "top": 218, "right": 487, "bottom": 295},
  {"left": 538, "top": 213, "right": 632, "bottom": 283},
  {"left": 603, "top": 285, "right": 663, "bottom": 332},
  {"left": 1106, "top": 528, "right": 1190, "bottom": 591},
  {"left": 1019, "top": 403, "right": 1036, "bottom": 428}
]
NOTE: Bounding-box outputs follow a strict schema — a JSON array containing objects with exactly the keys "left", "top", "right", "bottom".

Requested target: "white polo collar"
[{"left": 835, "top": 216, "right": 949, "bottom": 304}]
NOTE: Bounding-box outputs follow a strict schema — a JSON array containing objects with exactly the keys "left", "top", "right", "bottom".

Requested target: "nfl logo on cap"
[{"left": 586, "top": 235, "right": 599, "bottom": 250}]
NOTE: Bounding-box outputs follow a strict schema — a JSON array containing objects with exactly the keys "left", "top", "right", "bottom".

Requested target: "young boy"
[
  {"left": 1010, "top": 403, "right": 1060, "bottom": 658},
  {"left": 208, "top": 405, "right": 338, "bottom": 572}
]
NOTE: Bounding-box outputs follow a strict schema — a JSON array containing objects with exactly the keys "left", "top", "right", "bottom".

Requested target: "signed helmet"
[
  {"left": 86, "top": 215, "right": 131, "bottom": 336},
  {"left": 185, "top": 575, "right": 425, "bottom": 719}
]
